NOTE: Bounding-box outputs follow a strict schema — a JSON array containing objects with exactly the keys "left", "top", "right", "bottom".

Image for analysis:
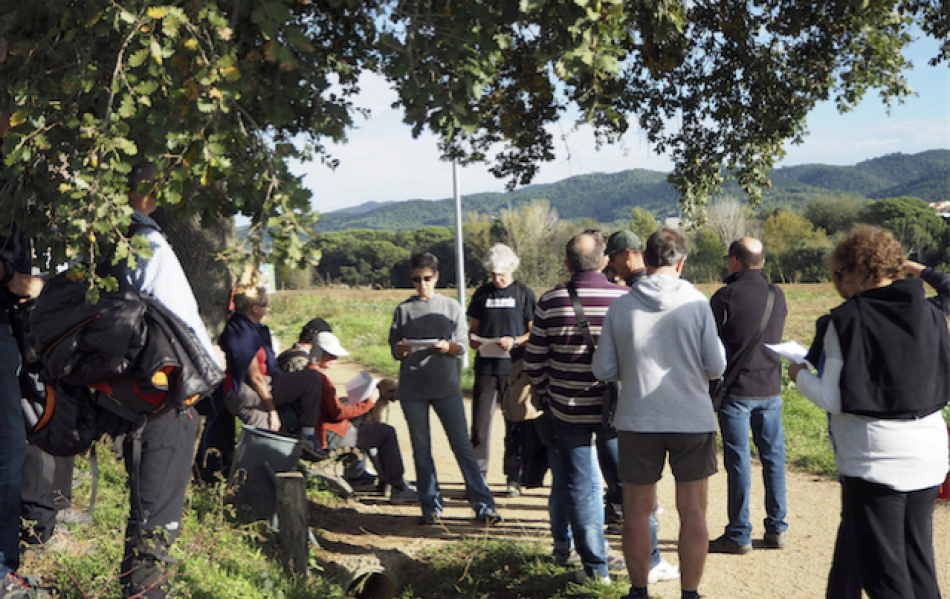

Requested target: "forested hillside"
[{"left": 312, "top": 150, "right": 949, "bottom": 232}]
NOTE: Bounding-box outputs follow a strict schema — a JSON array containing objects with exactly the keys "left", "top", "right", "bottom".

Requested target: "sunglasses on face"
[{"left": 411, "top": 275, "right": 435, "bottom": 283}]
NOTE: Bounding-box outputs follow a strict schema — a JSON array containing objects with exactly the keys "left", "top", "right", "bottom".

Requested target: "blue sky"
[{"left": 294, "top": 36, "right": 949, "bottom": 214}]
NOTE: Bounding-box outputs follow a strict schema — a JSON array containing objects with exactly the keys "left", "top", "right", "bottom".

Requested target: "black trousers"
[
  {"left": 21, "top": 448, "right": 74, "bottom": 544},
  {"left": 470, "top": 373, "right": 521, "bottom": 482},
  {"left": 121, "top": 408, "right": 199, "bottom": 599},
  {"left": 827, "top": 482, "right": 863, "bottom": 599},
  {"left": 842, "top": 476, "right": 942, "bottom": 599}
]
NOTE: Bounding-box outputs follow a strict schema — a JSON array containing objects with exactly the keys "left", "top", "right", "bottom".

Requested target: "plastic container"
[{"left": 227, "top": 426, "right": 303, "bottom": 521}]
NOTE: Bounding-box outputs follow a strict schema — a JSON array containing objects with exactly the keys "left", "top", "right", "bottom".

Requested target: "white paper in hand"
[
  {"left": 471, "top": 335, "right": 510, "bottom": 359},
  {"left": 766, "top": 341, "right": 814, "bottom": 369},
  {"left": 344, "top": 369, "right": 378, "bottom": 404}
]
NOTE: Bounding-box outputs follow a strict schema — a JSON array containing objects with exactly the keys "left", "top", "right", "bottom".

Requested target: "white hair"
[{"left": 483, "top": 243, "right": 520, "bottom": 274}]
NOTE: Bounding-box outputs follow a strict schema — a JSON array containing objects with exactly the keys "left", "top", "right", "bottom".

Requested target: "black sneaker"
[
  {"left": 474, "top": 507, "right": 503, "bottom": 526},
  {"left": 708, "top": 534, "right": 752, "bottom": 554},
  {"left": 418, "top": 512, "right": 442, "bottom": 525},
  {"left": 763, "top": 531, "right": 788, "bottom": 548}
]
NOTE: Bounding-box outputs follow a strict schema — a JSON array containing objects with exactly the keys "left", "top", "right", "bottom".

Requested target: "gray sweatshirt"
[
  {"left": 389, "top": 293, "right": 468, "bottom": 401},
  {"left": 592, "top": 274, "right": 726, "bottom": 433}
]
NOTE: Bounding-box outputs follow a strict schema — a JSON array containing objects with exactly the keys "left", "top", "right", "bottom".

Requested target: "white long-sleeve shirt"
[{"left": 797, "top": 321, "right": 948, "bottom": 492}]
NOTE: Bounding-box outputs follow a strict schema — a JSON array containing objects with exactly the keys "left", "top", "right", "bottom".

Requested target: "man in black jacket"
[{"left": 708, "top": 237, "right": 789, "bottom": 554}]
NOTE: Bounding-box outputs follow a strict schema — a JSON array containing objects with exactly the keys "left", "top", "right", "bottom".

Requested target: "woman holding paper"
[
  {"left": 788, "top": 225, "right": 950, "bottom": 599},
  {"left": 467, "top": 244, "right": 537, "bottom": 497},
  {"left": 310, "top": 331, "right": 419, "bottom": 504}
]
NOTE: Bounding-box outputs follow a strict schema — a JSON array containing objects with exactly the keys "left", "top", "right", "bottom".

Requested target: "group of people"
[{"left": 1, "top": 103, "right": 946, "bottom": 598}]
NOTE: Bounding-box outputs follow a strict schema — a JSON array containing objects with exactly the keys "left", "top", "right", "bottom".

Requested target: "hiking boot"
[
  {"left": 390, "top": 485, "right": 419, "bottom": 505},
  {"left": 474, "top": 507, "right": 503, "bottom": 526},
  {"left": 56, "top": 507, "right": 92, "bottom": 526},
  {"left": 764, "top": 531, "right": 788, "bottom": 549},
  {"left": 506, "top": 482, "right": 522, "bottom": 498},
  {"left": 648, "top": 558, "right": 680, "bottom": 584},
  {"left": 552, "top": 547, "right": 581, "bottom": 566},
  {"left": 708, "top": 534, "right": 753, "bottom": 554},
  {"left": 574, "top": 568, "right": 611, "bottom": 585}
]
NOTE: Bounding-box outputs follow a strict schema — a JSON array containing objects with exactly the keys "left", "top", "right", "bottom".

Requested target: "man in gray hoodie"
[{"left": 593, "top": 228, "right": 726, "bottom": 599}]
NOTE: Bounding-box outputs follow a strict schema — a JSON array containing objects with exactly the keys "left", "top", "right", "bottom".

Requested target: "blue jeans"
[
  {"left": 401, "top": 396, "right": 496, "bottom": 518},
  {"left": 548, "top": 435, "right": 661, "bottom": 568},
  {"left": 553, "top": 418, "right": 611, "bottom": 576},
  {"left": 0, "top": 323, "right": 25, "bottom": 577},
  {"left": 718, "top": 395, "right": 788, "bottom": 545}
]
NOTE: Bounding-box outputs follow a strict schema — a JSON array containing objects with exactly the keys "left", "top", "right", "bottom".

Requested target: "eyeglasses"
[{"left": 411, "top": 275, "right": 435, "bottom": 283}]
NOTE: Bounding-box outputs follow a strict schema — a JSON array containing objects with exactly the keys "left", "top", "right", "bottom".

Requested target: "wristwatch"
[
  {"left": 0, "top": 256, "right": 15, "bottom": 286},
  {"left": 512, "top": 337, "right": 520, "bottom": 348}
]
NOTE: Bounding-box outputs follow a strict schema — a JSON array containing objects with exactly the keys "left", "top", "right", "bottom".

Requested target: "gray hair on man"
[
  {"left": 644, "top": 228, "right": 688, "bottom": 268},
  {"left": 483, "top": 243, "right": 520, "bottom": 273}
]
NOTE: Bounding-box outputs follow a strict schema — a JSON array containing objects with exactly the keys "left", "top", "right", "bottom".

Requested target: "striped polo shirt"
[{"left": 524, "top": 271, "right": 627, "bottom": 425}]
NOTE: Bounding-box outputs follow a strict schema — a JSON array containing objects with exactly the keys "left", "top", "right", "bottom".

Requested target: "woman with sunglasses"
[
  {"left": 389, "top": 252, "right": 502, "bottom": 526},
  {"left": 788, "top": 225, "right": 950, "bottom": 599}
]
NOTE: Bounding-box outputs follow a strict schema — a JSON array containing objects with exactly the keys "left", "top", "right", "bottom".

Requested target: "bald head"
[
  {"left": 728, "top": 237, "right": 765, "bottom": 271},
  {"left": 565, "top": 230, "right": 607, "bottom": 273}
]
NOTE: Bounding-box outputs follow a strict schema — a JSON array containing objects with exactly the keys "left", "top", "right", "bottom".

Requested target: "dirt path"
[{"left": 317, "top": 360, "right": 950, "bottom": 598}]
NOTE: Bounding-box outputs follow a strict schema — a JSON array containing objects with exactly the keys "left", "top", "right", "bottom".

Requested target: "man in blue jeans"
[
  {"left": 709, "top": 237, "right": 789, "bottom": 554},
  {"left": 526, "top": 230, "right": 678, "bottom": 585}
]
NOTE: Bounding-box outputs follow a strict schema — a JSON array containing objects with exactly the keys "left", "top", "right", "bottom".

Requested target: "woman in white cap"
[{"left": 312, "top": 332, "right": 418, "bottom": 504}]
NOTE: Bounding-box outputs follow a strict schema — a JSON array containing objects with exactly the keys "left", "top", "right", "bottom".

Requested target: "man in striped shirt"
[{"left": 524, "top": 230, "right": 629, "bottom": 584}]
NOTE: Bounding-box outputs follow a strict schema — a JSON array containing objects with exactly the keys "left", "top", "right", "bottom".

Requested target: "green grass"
[
  {"left": 397, "top": 538, "right": 632, "bottom": 599},
  {"left": 31, "top": 449, "right": 348, "bottom": 599}
]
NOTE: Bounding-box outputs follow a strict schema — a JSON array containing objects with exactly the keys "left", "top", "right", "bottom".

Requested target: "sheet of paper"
[
  {"left": 344, "top": 369, "right": 378, "bottom": 404},
  {"left": 766, "top": 341, "right": 814, "bottom": 369},
  {"left": 405, "top": 338, "right": 440, "bottom": 353},
  {"left": 471, "top": 335, "right": 511, "bottom": 359}
]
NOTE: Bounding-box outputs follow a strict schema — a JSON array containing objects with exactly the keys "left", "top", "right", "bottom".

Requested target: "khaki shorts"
[{"left": 618, "top": 431, "right": 718, "bottom": 484}]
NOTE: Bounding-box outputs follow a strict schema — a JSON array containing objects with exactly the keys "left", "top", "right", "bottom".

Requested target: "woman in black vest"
[{"left": 789, "top": 225, "right": 950, "bottom": 599}]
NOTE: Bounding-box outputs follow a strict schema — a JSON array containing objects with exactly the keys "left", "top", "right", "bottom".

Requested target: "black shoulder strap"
[
  {"left": 566, "top": 282, "right": 596, "bottom": 355},
  {"left": 720, "top": 285, "right": 776, "bottom": 393}
]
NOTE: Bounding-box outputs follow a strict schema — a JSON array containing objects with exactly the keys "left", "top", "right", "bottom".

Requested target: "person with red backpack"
[{"left": 115, "top": 162, "right": 221, "bottom": 599}]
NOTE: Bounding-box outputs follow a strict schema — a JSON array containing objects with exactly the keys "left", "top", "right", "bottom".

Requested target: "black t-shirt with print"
[{"left": 466, "top": 280, "right": 537, "bottom": 376}]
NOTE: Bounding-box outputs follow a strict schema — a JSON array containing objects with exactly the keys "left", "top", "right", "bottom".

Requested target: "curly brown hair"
[{"left": 832, "top": 224, "right": 905, "bottom": 284}]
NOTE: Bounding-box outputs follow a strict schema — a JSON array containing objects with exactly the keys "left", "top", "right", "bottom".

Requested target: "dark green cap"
[{"left": 605, "top": 230, "right": 642, "bottom": 255}]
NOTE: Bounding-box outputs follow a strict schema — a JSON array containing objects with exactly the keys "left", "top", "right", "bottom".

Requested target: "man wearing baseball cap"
[{"left": 605, "top": 230, "right": 647, "bottom": 287}]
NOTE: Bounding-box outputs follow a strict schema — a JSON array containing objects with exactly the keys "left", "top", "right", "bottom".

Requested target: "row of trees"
[{"left": 281, "top": 194, "right": 949, "bottom": 290}]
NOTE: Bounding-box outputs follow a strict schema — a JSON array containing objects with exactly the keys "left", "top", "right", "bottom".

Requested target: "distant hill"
[{"left": 306, "top": 149, "right": 948, "bottom": 232}]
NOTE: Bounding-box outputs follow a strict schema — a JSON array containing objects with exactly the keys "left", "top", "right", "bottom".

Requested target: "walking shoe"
[
  {"left": 607, "top": 553, "right": 627, "bottom": 574},
  {"left": 346, "top": 472, "right": 377, "bottom": 488},
  {"left": 708, "top": 534, "right": 753, "bottom": 554},
  {"left": 56, "top": 507, "right": 92, "bottom": 526},
  {"left": 506, "top": 482, "right": 522, "bottom": 498},
  {"left": 474, "top": 507, "right": 503, "bottom": 526},
  {"left": 300, "top": 436, "right": 326, "bottom": 461},
  {"left": 574, "top": 568, "right": 611, "bottom": 585},
  {"left": 390, "top": 485, "right": 419, "bottom": 505},
  {"left": 647, "top": 558, "right": 680, "bottom": 584},
  {"left": 552, "top": 547, "right": 581, "bottom": 566},
  {"left": 763, "top": 531, "right": 788, "bottom": 549},
  {"left": 418, "top": 512, "right": 442, "bottom": 525},
  {"left": 2, "top": 572, "right": 49, "bottom": 598}
]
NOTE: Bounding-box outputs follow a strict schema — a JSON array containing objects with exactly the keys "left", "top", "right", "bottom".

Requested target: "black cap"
[{"left": 299, "top": 318, "right": 332, "bottom": 343}]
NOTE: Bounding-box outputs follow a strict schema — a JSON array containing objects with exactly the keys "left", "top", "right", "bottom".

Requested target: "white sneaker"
[{"left": 648, "top": 558, "right": 680, "bottom": 584}]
